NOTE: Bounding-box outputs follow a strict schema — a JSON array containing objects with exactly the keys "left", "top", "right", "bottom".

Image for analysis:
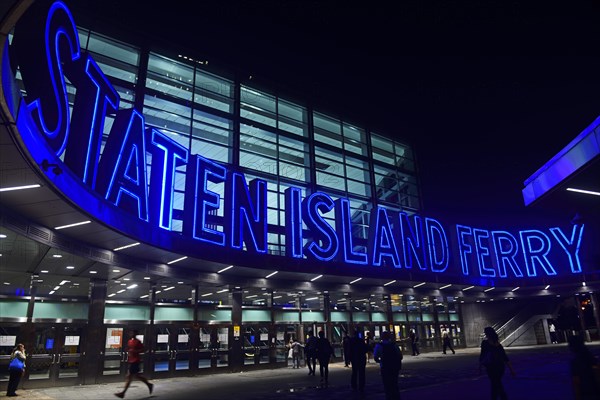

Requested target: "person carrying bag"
[{"left": 7, "top": 343, "right": 26, "bottom": 397}]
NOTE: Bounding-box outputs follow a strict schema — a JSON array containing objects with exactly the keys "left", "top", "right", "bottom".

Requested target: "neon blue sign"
[{"left": 3, "top": 1, "right": 592, "bottom": 284}]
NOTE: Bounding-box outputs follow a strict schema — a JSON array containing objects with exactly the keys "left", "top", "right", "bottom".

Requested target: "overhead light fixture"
[
  {"left": 201, "top": 293, "right": 213, "bottom": 297},
  {"left": 53, "top": 286, "right": 60, "bottom": 291},
  {"left": 66, "top": 266, "right": 75, "bottom": 270},
  {"left": 566, "top": 188, "right": 600, "bottom": 197},
  {"left": 0, "top": 184, "right": 41, "bottom": 192},
  {"left": 511, "top": 287, "right": 520, "bottom": 292},
  {"left": 310, "top": 274, "right": 323, "bottom": 282},
  {"left": 246, "top": 295, "right": 257, "bottom": 299},
  {"left": 0, "top": 234, "right": 6, "bottom": 238},
  {"left": 127, "top": 284, "right": 138, "bottom": 289},
  {"left": 384, "top": 280, "right": 396, "bottom": 286},
  {"left": 89, "top": 270, "right": 97, "bottom": 274},
  {"left": 217, "top": 289, "right": 228, "bottom": 293},
  {"left": 164, "top": 286, "right": 175, "bottom": 291},
  {"left": 41, "top": 270, "right": 49, "bottom": 273},
  {"left": 59, "top": 280, "right": 70, "bottom": 285},
  {"left": 273, "top": 295, "right": 282, "bottom": 299},
  {"left": 462, "top": 285, "right": 474, "bottom": 291},
  {"left": 117, "top": 289, "right": 125, "bottom": 294},
  {"left": 55, "top": 220, "right": 91, "bottom": 230},
  {"left": 484, "top": 287, "right": 495, "bottom": 292},
  {"left": 582, "top": 282, "right": 586, "bottom": 286},
  {"left": 265, "top": 271, "right": 278, "bottom": 278},
  {"left": 544, "top": 285, "right": 550, "bottom": 290},
  {"left": 306, "top": 297, "right": 318, "bottom": 301},
  {"left": 144, "top": 277, "right": 151, "bottom": 280},
  {"left": 413, "top": 282, "right": 426, "bottom": 288},
  {"left": 52, "top": 254, "right": 62, "bottom": 258},
  {"left": 112, "top": 269, "right": 120, "bottom": 273},
  {"left": 108, "top": 293, "right": 116, "bottom": 297},
  {"left": 167, "top": 256, "right": 188, "bottom": 265},
  {"left": 217, "top": 265, "right": 234, "bottom": 273},
  {"left": 439, "top": 284, "right": 452, "bottom": 290},
  {"left": 113, "top": 242, "right": 140, "bottom": 251},
  {"left": 140, "top": 294, "right": 149, "bottom": 299},
  {"left": 349, "top": 278, "right": 362, "bottom": 284}
]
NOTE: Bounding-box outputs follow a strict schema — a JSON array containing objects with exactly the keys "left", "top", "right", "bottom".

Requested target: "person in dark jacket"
[
  {"left": 6, "top": 343, "right": 26, "bottom": 397},
  {"left": 374, "top": 331, "right": 403, "bottom": 400},
  {"left": 479, "top": 326, "right": 515, "bottom": 400},
  {"left": 342, "top": 333, "right": 351, "bottom": 367},
  {"left": 568, "top": 334, "right": 600, "bottom": 400},
  {"left": 304, "top": 330, "right": 318, "bottom": 375},
  {"left": 348, "top": 329, "right": 369, "bottom": 392},
  {"left": 315, "top": 330, "right": 333, "bottom": 383}
]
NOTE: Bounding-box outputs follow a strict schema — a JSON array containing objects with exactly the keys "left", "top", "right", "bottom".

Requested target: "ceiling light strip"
[
  {"left": 0, "top": 184, "right": 41, "bottom": 192},
  {"left": 349, "top": 278, "right": 362, "bottom": 284},
  {"left": 217, "top": 265, "right": 234, "bottom": 273},
  {"left": 55, "top": 220, "right": 91, "bottom": 230},
  {"left": 113, "top": 242, "right": 140, "bottom": 251},
  {"left": 383, "top": 280, "right": 396, "bottom": 286},
  {"left": 167, "top": 256, "right": 187, "bottom": 265},
  {"left": 566, "top": 187, "right": 600, "bottom": 196}
]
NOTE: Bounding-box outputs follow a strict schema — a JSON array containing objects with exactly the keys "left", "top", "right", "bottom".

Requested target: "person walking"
[
  {"left": 6, "top": 343, "right": 26, "bottom": 397},
  {"left": 374, "top": 331, "right": 403, "bottom": 400},
  {"left": 305, "top": 331, "right": 317, "bottom": 375},
  {"left": 442, "top": 327, "right": 455, "bottom": 354},
  {"left": 549, "top": 323, "right": 558, "bottom": 344},
  {"left": 479, "top": 326, "right": 515, "bottom": 400},
  {"left": 289, "top": 337, "right": 304, "bottom": 369},
  {"left": 348, "top": 329, "right": 369, "bottom": 392},
  {"left": 115, "top": 330, "right": 154, "bottom": 398},
  {"left": 409, "top": 329, "right": 420, "bottom": 356},
  {"left": 315, "top": 330, "right": 333, "bottom": 383},
  {"left": 342, "top": 332, "right": 351, "bottom": 367}
]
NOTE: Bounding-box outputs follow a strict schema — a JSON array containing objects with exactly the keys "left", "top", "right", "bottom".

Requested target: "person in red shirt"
[{"left": 115, "top": 330, "right": 154, "bottom": 398}]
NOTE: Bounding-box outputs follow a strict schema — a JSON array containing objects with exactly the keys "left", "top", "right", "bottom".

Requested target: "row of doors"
[{"left": 0, "top": 322, "right": 287, "bottom": 388}]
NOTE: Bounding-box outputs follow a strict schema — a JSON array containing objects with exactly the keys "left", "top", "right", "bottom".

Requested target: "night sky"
[{"left": 71, "top": 0, "right": 600, "bottom": 225}]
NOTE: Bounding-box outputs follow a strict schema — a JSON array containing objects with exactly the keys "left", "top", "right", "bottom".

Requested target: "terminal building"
[{"left": 0, "top": 0, "right": 598, "bottom": 389}]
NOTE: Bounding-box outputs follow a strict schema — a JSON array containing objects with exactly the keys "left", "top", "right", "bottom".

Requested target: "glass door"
[
  {"left": 98, "top": 325, "right": 147, "bottom": 383},
  {"left": 23, "top": 324, "right": 85, "bottom": 388},
  {"left": 151, "top": 325, "right": 193, "bottom": 376},
  {"left": 195, "top": 326, "right": 230, "bottom": 371}
]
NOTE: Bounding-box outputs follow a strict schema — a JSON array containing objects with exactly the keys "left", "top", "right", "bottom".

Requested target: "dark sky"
[{"left": 72, "top": 0, "right": 600, "bottom": 223}]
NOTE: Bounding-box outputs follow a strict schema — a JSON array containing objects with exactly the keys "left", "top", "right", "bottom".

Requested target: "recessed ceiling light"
[
  {"left": 544, "top": 285, "right": 550, "bottom": 290},
  {"left": 178, "top": 281, "right": 184, "bottom": 284},
  {"left": 484, "top": 287, "right": 495, "bottom": 292},
  {"left": 383, "top": 280, "right": 396, "bottom": 286},
  {"left": 349, "top": 278, "right": 362, "bottom": 284},
  {"left": 112, "top": 269, "right": 120, "bottom": 273},
  {"left": 0, "top": 234, "right": 7, "bottom": 238},
  {"left": 167, "top": 256, "right": 187, "bottom": 265},
  {"left": 144, "top": 277, "right": 151, "bottom": 280},
  {"left": 201, "top": 293, "right": 213, "bottom": 297},
  {"left": 0, "top": 184, "right": 41, "bottom": 192},
  {"left": 90, "top": 271, "right": 97, "bottom": 274},
  {"left": 52, "top": 254, "right": 62, "bottom": 258},
  {"left": 113, "top": 242, "right": 140, "bottom": 251},
  {"left": 462, "top": 285, "right": 474, "bottom": 291},
  {"left": 217, "top": 265, "right": 234, "bottom": 273},
  {"left": 413, "top": 282, "right": 426, "bottom": 288},
  {"left": 127, "top": 284, "right": 138, "bottom": 289},
  {"left": 66, "top": 266, "right": 75, "bottom": 270},
  {"left": 217, "top": 289, "right": 228, "bottom": 293},
  {"left": 41, "top": 270, "right": 49, "bottom": 273},
  {"left": 439, "top": 284, "right": 452, "bottom": 290},
  {"left": 55, "top": 220, "right": 91, "bottom": 230},
  {"left": 511, "top": 287, "right": 520, "bottom": 292},
  {"left": 566, "top": 187, "right": 600, "bottom": 197},
  {"left": 265, "top": 271, "right": 278, "bottom": 278},
  {"left": 306, "top": 297, "right": 318, "bottom": 301}
]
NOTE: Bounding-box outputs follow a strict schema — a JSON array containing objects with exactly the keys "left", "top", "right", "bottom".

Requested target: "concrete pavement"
[{"left": 3, "top": 343, "right": 598, "bottom": 400}]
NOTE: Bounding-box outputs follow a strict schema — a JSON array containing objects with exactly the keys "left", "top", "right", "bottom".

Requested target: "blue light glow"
[
  {"left": 335, "top": 198, "right": 367, "bottom": 265},
  {"left": 473, "top": 229, "right": 495, "bottom": 277},
  {"left": 399, "top": 213, "right": 427, "bottom": 270},
  {"left": 368, "top": 206, "right": 401, "bottom": 268},
  {"left": 456, "top": 225, "right": 473, "bottom": 275},
  {"left": 549, "top": 224, "right": 585, "bottom": 273},
  {"left": 302, "top": 192, "right": 339, "bottom": 261},
  {"left": 226, "top": 173, "right": 267, "bottom": 253},
  {"left": 425, "top": 217, "right": 449, "bottom": 272},
  {"left": 147, "top": 128, "right": 188, "bottom": 230},
  {"left": 520, "top": 230, "right": 556, "bottom": 277},
  {"left": 491, "top": 231, "right": 523, "bottom": 278},
  {"left": 284, "top": 187, "right": 303, "bottom": 259}
]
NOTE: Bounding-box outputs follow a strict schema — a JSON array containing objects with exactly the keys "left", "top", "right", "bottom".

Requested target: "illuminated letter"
[
  {"left": 183, "top": 154, "right": 226, "bottom": 246},
  {"left": 285, "top": 187, "right": 303, "bottom": 259},
  {"left": 335, "top": 198, "right": 367, "bottom": 265},
  {"left": 225, "top": 173, "right": 267, "bottom": 253},
  {"left": 368, "top": 207, "right": 401, "bottom": 267},
  {"left": 399, "top": 213, "right": 427, "bottom": 270},
  {"left": 97, "top": 109, "right": 149, "bottom": 221},
  {"left": 65, "top": 55, "right": 119, "bottom": 188},
  {"left": 147, "top": 128, "right": 189, "bottom": 230},
  {"left": 474, "top": 228, "right": 495, "bottom": 277},
  {"left": 491, "top": 231, "right": 523, "bottom": 278},
  {"left": 456, "top": 225, "right": 473, "bottom": 275},
  {"left": 425, "top": 217, "right": 449, "bottom": 272},
  {"left": 13, "top": 1, "right": 80, "bottom": 155},
  {"left": 520, "top": 230, "right": 556, "bottom": 277},
  {"left": 550, "top": 224, "right": 585, "bottom": 273},
  {"left": 302, "top": 192, "right": 339, "bottom": 261}
]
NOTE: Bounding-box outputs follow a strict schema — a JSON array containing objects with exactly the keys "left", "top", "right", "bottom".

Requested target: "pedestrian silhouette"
[
  {"left": 315, "top": 330, "right": 333, "bottom": 383},
  {"left": 479, "top": 326, "right": 515, "bottom": 400},
  {"left": 568, "top": 334, "right": 600, "bottom": 400},
  {"left": 115, "top": 329, "right": 153, "bottom": 398},
  {"left": 342, "top": 332, "right": 351, "bottom": 367},
  {"left": 374, "top": 331, "right": 403, "bottom": 400},
  {"left": 409, "top": 329, "right": 420, "bottom": 356},
  {"left": 442, "top": 327, "right": 455, "bottom": 354},
  {"left": 348, "top": 329, "right": 368, "bottom": 392},
  {"left": 305, "top": 330, "right": 317, "bottom": 375}
]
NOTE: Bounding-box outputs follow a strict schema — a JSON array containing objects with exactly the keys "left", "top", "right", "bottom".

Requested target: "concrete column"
[
  {"left": 230, "top": 288, "right": 243, "bottom": 371},
  {"left": 80, "top": 279, "right": 107, "bottom": 385}
]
